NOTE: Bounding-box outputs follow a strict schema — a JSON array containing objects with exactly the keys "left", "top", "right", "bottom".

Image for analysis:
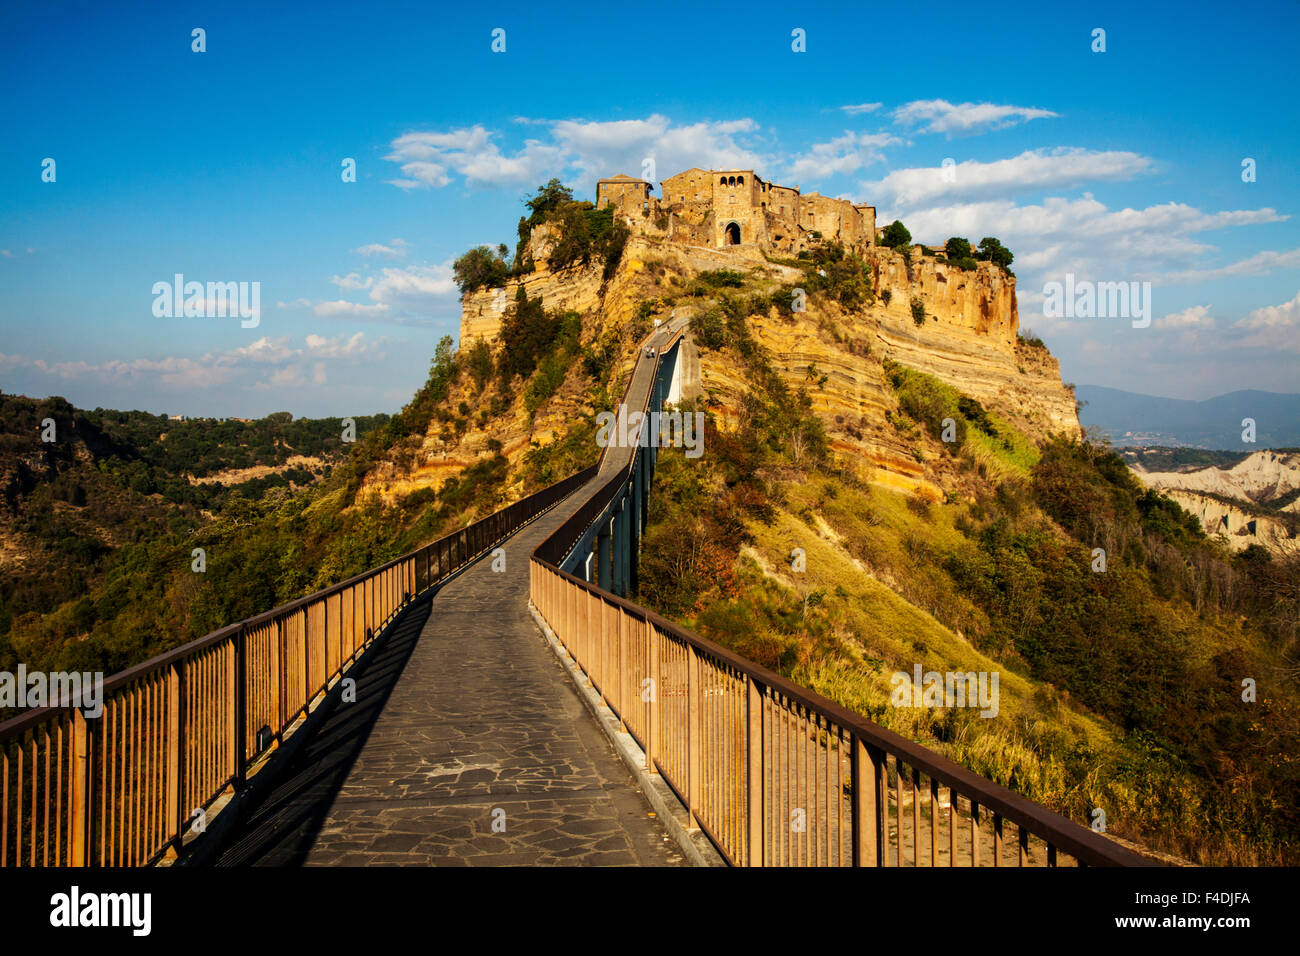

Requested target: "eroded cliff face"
[
  {"left": 368, "top": 236, "right": 1080, "bottom": 506},
  {"left": 1130, "top": 450, "right": 1300, "bottom": 554},
  {"left": 687, "top": 247, "right": 1079, "bottom": 498},
  {"left": 1157, "top": 489, "right": 1294, "bottom": 553}
]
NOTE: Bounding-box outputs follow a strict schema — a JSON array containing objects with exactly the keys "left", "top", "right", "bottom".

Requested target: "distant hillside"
[
  {"left": 0, "top": 393, "right": 389, "bottom": 673},
  {"left": 1077, "top": 385, "right": 1300, "bottom": 448}
]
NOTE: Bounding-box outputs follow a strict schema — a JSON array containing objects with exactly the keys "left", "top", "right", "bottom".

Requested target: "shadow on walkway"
[{"left": 213, "top": 599, "right": 432, "bottom": 866}]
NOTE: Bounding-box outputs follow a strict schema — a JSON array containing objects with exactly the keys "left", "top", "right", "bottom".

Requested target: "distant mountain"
[{"left": 1076, "top": 386, "right": 1300, "bottom": 449}]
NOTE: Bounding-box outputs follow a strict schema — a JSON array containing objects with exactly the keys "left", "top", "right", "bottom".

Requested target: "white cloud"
[
  {"left": 331, "top": 272, "right": 373, "bottom": 290},
  {"left": 864, "top": 148, "right": 1154, "bottom": 209},
  {"left": 304, "top": 331, "right": 382, "bottom": 359},
  {"left": 889, "top": 188, "right": 1288, "bottom": 341},
  {"left": 891, "top": 99, "right": 1059, "bottom": 136},
  {"left": 367, "top": 262, "right": 458, "bottom": 305},
  {"left": 839, "top": 103, "right": 883, "bottom": 115},
  {"left": 265, "top": 366, "right": 306, "bottom": 388},
  {"left": 787, "top": 132, "right": 899, "bottom": 181},
  {"left": 277, "top": 298, "right": 312, "bottom": 309},
  {"left": 230, "top": 336, "right": 297, "bottom": 363},
  {"left": 1, "top": 328, "right": 391, "bottom": 396},
  {"left": 384, "top": 115, "right": 771, "bottom": 194},
  {"left": 353, "top": 239, "right": 408, "bottom": 258},
  {"left": 1155, "top": 247, "right": 1300, "bottom": 284},
  {"left": 1154, "top": 304, "right": 1215, "bottom": 330},
  {"left": 1232, "top": 290, "right": 1300, "bottom": 352},
  {"left": 312, "top": 300, "right": 392, "bottom": 319},
  {"left": 385, "top": 127, "right": 564, "bottom": 189},
  {"left": 552, "top": 115, "right": 766, "bottom": 189}
]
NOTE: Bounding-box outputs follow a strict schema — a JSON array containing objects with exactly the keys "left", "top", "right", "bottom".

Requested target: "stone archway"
[{"left": 724, "top": 221, "right": 741, "bottom": 245}]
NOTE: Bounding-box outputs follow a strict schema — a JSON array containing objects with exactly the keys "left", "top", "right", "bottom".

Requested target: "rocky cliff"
[{"left": 376, "top": 235, "right": 1082, "bottom": 506}]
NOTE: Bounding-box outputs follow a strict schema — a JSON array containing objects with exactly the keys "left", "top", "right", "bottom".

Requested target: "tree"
[
  {"left": 944, "top": 237, "right": 972, "bottom": 260},
  {"left": 910, "top": 295, "right": 926, "bottom": 326},
  {"left": 880, "top": 220, "right": 911, "bottom": 249},
  {"left": 452, "top": 246, "right": 510, "bottom": 294},
  {"left": 524, "top": 179, "right": 574, "bottom": 224},
  {"left": 976, "top": 237, "right": 1014, "bottom": 270}
]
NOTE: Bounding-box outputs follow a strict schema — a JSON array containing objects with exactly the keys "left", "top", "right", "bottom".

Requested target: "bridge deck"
[
  {"left": 214, "top": 332, "right": 684, "bottom": 866},
  {"left": 214, "top": 492, "right": 683, "bottom": 866}
]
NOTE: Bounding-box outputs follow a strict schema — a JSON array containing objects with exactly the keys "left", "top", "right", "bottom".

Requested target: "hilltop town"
[{"left": 596, "top": 168, "right": 876, "bottom": 256}]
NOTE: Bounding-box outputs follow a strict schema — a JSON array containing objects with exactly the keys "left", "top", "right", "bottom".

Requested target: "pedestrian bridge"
[{"left": 0, "top": 319, "right": 1153, "bottom": 867}]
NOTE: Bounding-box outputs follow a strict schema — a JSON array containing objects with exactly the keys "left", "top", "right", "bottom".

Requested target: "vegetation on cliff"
[{"left": 635, "top": 269, "right": 1298, "bottom": 865}]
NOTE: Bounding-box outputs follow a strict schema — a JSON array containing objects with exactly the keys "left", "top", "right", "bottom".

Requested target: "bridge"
[{"left": 0, "top": 319, "right": 1154, "bottom": 868}]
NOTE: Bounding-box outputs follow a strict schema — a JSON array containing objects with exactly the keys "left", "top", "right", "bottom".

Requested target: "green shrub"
[{"left": 880, "top": 220, "right": 911, "bottom": 249}]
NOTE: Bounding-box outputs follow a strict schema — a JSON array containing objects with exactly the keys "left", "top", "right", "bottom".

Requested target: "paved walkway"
[{"left": 215, "top": 326, "right": 687, "bottom": 866}]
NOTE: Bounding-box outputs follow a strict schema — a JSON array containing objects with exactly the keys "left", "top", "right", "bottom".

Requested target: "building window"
[
  {"left": 737, "top": 176, "right": 744, "bottom": 185},
  {"left": 720, "top": 176, "right": 727, "bottom": 185}
]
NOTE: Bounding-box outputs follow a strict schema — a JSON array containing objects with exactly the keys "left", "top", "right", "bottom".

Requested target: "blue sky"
[{"left": 2, "top": 0, "right": 1298, "bottom": 417}]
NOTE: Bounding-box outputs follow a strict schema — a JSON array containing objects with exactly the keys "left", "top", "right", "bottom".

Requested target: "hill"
[{"left": 1077, "top": 385, "right": 1300, "bottom": 448}]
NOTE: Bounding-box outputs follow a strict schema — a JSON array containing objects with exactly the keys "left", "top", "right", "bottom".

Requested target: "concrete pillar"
[
  {"left": 641, "top": 446, "right": 651, "bottom": 531},
  {"left": 629, "top": 467, "right": 642, "bottom": 595},
  {"left": 632, "top": 455, "right": 643, "bottom": 539},
  {"left": 612, "top": 500, "right": 627, "bottom": 596},
  {"left": 597, "top": 525, "right": 611, "bottom": 590}
]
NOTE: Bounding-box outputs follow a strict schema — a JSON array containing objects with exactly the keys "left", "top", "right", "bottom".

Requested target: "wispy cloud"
[
  {"left": 0, "top": 333, "right": 386, "bottom": 392},
  {"left": 864, "top": 148, "right": 1154, "bottom": 209},
  {"left": 786, "top": 131, "right": 898, "bottom": 181},
  {"left": 839, "top": 103, "right": 883, "bottom": 115},
  {"left": 891, "top": 99, "right": 1059, "bottom": 136},
  {"left": 353, "top": 239, "right": 408, "bottom": 258},
  {"left": 383, "top": 115, "right": 769, "bottom": 193},
  {"left": 1154, "top": 247, "right": 1300, "bottom": 284},
  {"left": 1154, "top": 304, "right": 1215, "bottom": 330},
  {"left": 1233, "top": 289, "right": 1300, "bottom": 353},
  {"left": 384, "top": 127, "right": 565, "bottom": 190}
]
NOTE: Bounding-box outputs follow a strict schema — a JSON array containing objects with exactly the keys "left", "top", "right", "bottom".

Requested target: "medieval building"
[{"left": 596, "top": 168, "right": 875, "bottom": 256}]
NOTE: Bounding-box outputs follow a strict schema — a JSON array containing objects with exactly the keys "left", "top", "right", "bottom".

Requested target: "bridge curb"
[{"left": 528, "top": 603, "right": 726, "bottom": 868}]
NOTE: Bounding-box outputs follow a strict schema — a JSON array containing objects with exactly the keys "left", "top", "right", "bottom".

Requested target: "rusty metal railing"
[{"left": 0, "top": 464, "right": 595, "bottom": 867}]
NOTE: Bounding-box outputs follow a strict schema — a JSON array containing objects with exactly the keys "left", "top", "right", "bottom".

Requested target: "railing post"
[
  {"left": 234, "top": 626, "right": 247, "bottom": 786},
  {"left": 165, "top": 661, "right": 185, "bottom": 857},
  {"left": 647, "top": 615, "right": 659, "bottom": 775},
  {"left": 228, "top": 630, "right": 241, "bottom": 787},
  {"left": 852, "top": 735, "right": 884, "bottom": 867},
  {"left": 747, "top": 676, "right": 763, "bottom": 867},
  {"left": 271, "top": 616, "right": 283, "bottom": 734},
  {"left": 68, "top": 708, "right": 92, "bottom": 866},
  {"left": 687, "top": 643, "right": 700, "bottom": 829}
]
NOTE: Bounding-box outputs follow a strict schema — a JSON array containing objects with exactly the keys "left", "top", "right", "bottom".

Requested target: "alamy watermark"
[
  {"left": 1041, "top": 273, "right": 1151, "bottom": 328},
  {"left": 152, "top": 273, "right": 260, "bottom": 328},
  {"left": 890, "top": 664, "right": 999, "bottom": 718},
  {"left": 1, "top": 665, "right": 104, "bottom": 717},
  {"left": 595, "top": 403, "right": 704, "bottom": 459}
]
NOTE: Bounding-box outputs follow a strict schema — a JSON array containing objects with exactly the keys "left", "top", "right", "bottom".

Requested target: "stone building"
[{"left": 596, "top": 167, "right": 875, "bottom": 256}]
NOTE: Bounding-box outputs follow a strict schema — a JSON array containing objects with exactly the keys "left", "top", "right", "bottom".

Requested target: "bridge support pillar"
[
  {"left": 597, "top": 525, "right": 611, "bottom": 591},
  {"left": 640, "top": 442, "right": 652, "bottom": 532},
  {"left": 612, "top": 499, "right": 627, "bottom": 597},
  {"left": 630, "top": 465, "right": 643, "bottom": 595}
]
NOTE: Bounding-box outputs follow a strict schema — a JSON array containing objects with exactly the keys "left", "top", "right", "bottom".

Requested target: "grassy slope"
[{"left": 634, "top": 264, "right": 1297, "bottom": 865}]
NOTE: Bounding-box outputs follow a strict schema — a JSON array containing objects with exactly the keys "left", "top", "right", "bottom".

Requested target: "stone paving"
[{"left": 216, "top": 336, "right": 685, "bottom": 867}]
